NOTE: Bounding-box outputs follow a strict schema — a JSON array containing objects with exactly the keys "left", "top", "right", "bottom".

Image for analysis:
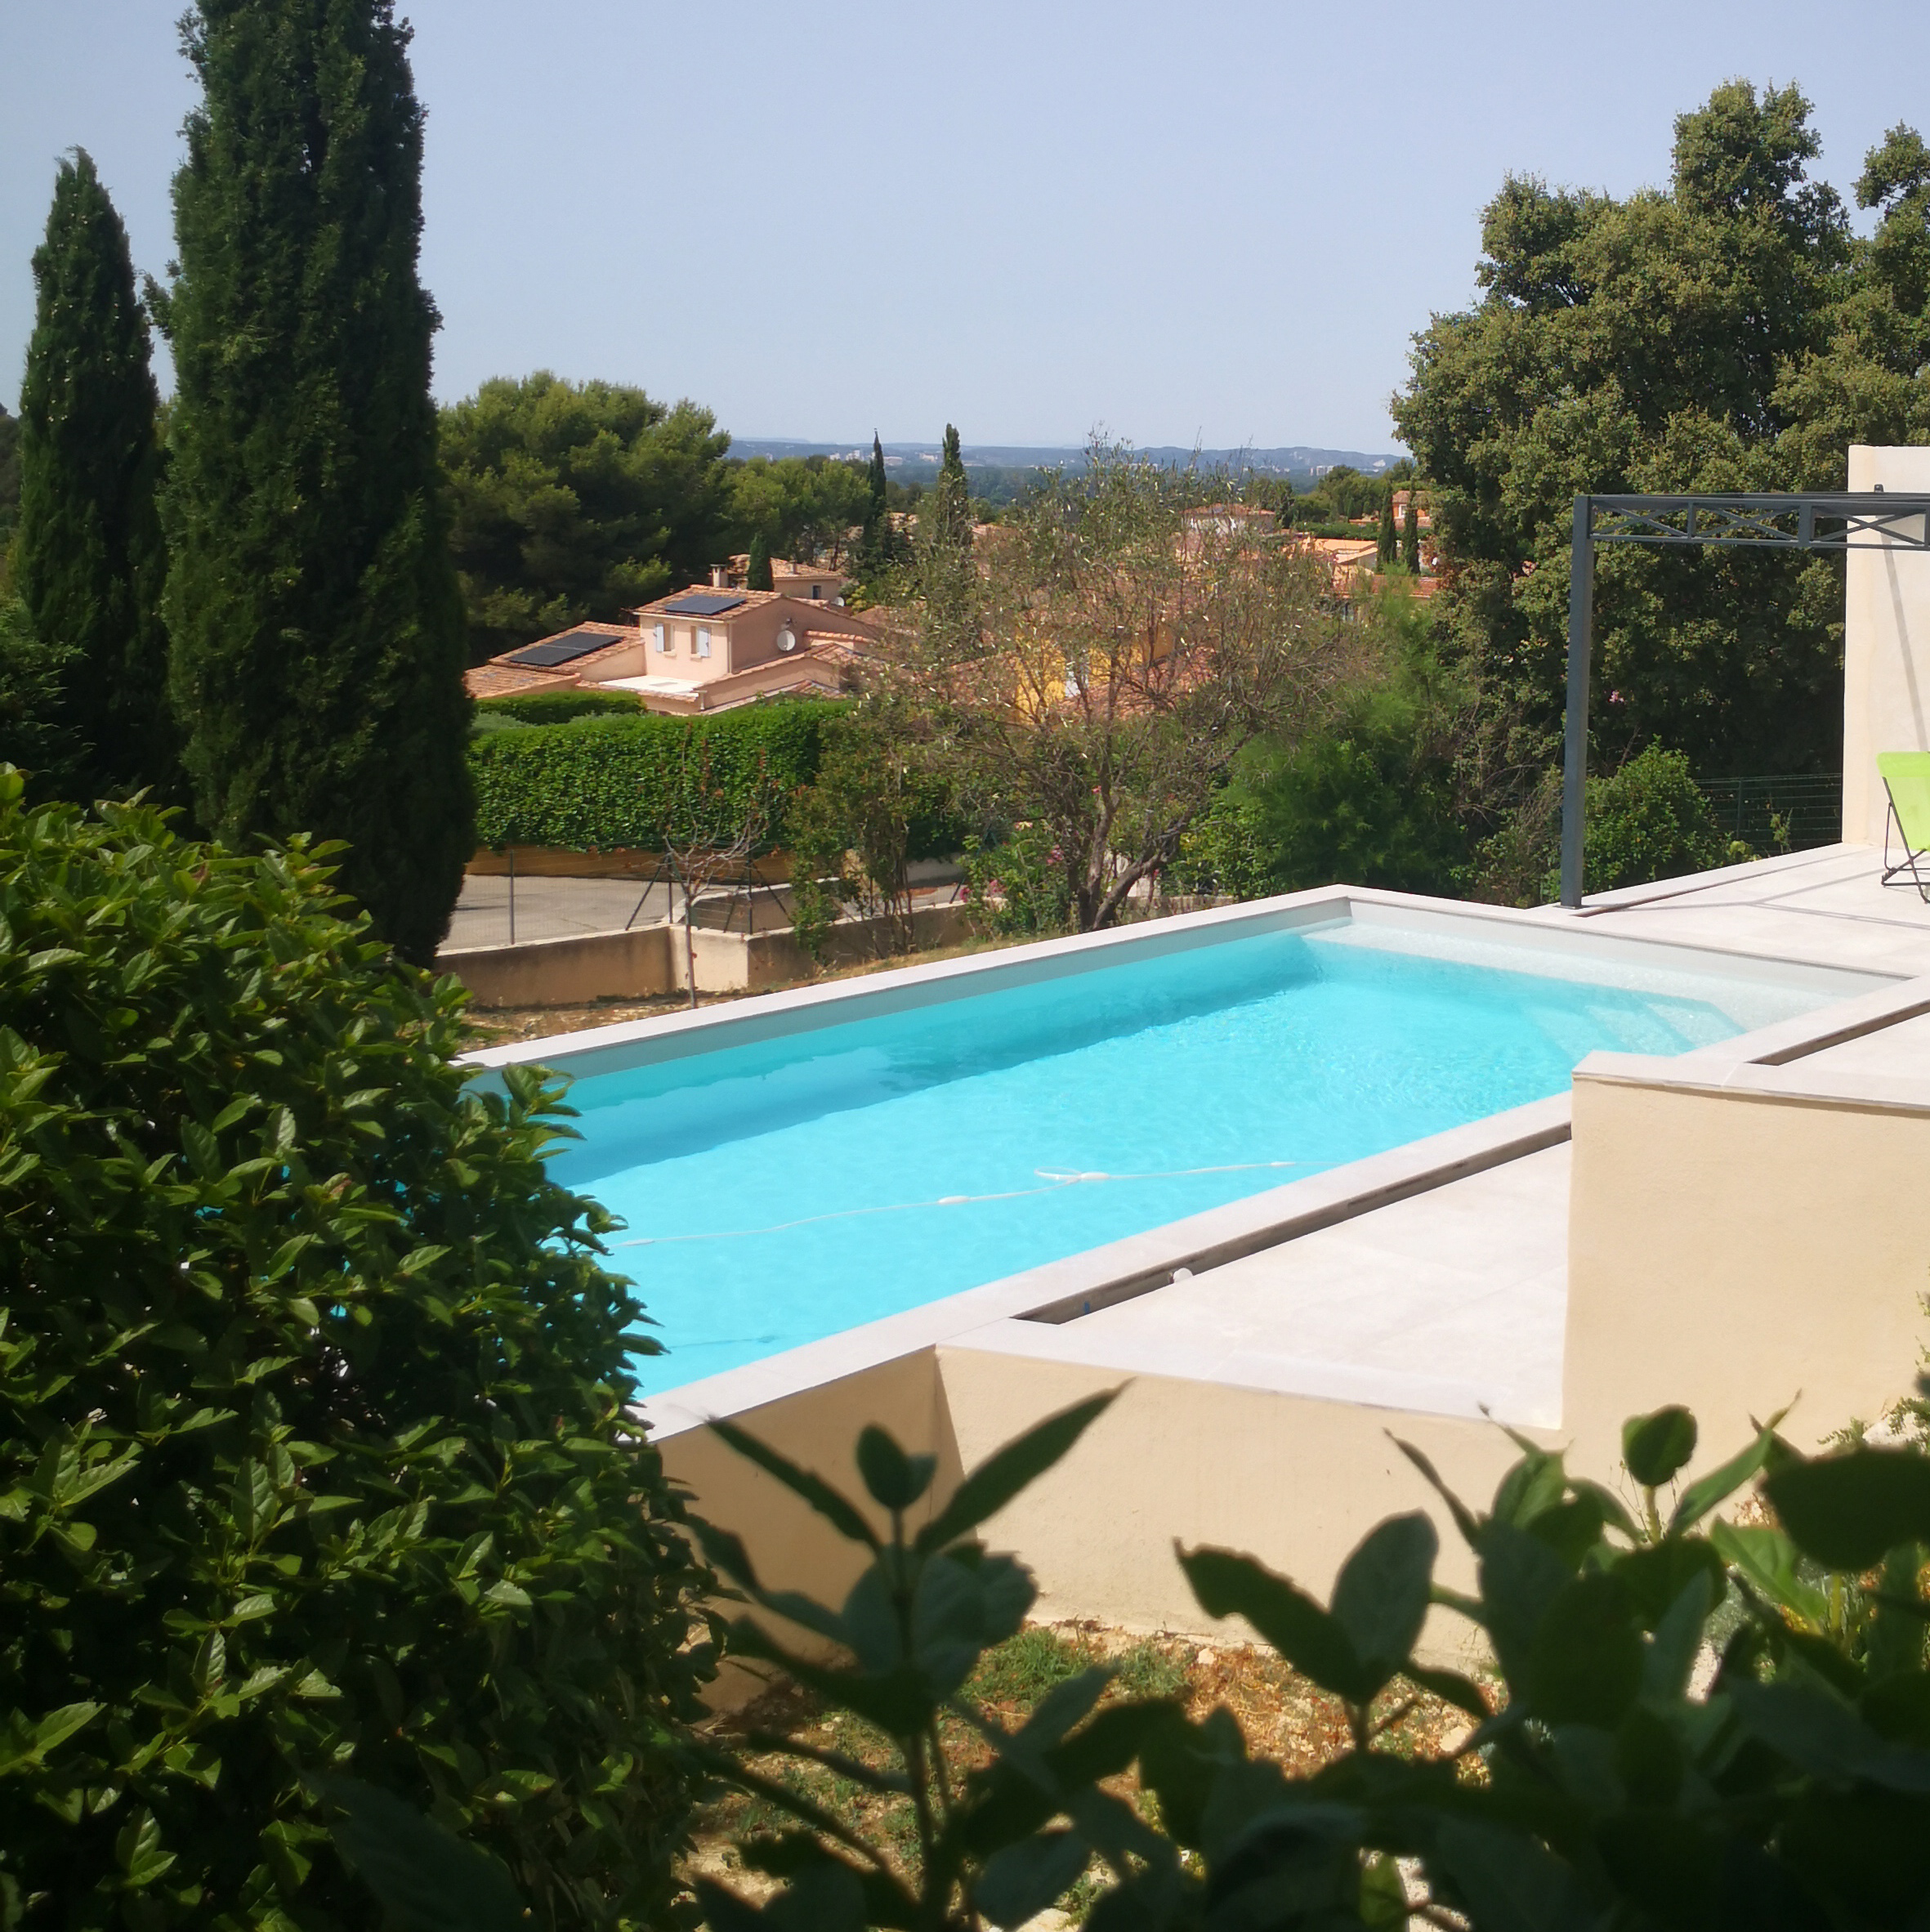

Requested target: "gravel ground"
[{"left": 683, "top": 1620, "right": 1487, "bottom": 1925}]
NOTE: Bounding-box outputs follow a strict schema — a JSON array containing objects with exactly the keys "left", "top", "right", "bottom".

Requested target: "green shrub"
[
  {"left": 0, "top": 595, "right": 86, "bottom": 799},
  {"left": 960, "top": 825, "right": 1073, "bottom": 937},
  {"left": 467, "top": 698, "right": 842, "bottom": 852},
  {"left": 1168, "top": 785, "right": 1280, "bottom": 900},
  {"left": 699, "top": 1376, "right": 1930, "bottom": 1930},
  {"left": 1255, "top": 705, "right": 1470, "bottom": 896},
  {"left": 1557, "top": 742, "right": 1731, "bottom": 896},
  {"left": 474, "top": 690, "right": 644, "bottom": 727},
  {"left": 0, "top": 771, "right": 713, "bottom": 1930}
]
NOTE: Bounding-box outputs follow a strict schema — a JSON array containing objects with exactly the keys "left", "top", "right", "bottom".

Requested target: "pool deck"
[
  {"left": 1543, "top": 840, "right": 1930, "bottom": 976},
  {"left": 926, "top": 844, "right": 1930, "bottom": 1433}
]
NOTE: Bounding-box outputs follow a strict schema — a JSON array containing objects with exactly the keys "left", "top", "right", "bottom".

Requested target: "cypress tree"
[
  {"left": 917, "top": 425, "right": 978, "bottom": 656},
  {"left": 856, "top": 430, "right": 891, "bottom": 582},
  {"left": 931, "top": 423, "right": 973, "bottom": 552},
  {"left": 1402, "top": 494, "right": 1421, "bottom": 573},
  {"left": 746, "top": 530, "right": 774, "bottom": 590},
  {"left": 1376, "top": 490, "right": 1396, "bottom": 568},
  {"left": 163, "top": 0, "right": 471, "bottom": 965},
  {"left": 16, "top": 151, "right": 172, "bottom": 798}
]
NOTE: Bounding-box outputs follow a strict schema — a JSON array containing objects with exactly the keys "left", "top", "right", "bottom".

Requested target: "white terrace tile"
[{"left": 950, "top": 1146, "right": 1572, "bottom": 1429}]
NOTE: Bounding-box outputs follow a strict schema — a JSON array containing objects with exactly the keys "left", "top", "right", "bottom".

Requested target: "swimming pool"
[{"left": 539, "top": 912, "right": 1867, "bottom": 1391}]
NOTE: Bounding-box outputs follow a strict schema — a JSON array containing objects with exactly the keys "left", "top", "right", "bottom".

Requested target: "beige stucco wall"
[
  {"left": 660, "top": 1341, "right": 1539, "bottom": 1704},
  {"left": 656, "top": 1348, "right": 967, "bottom": 1706},
  {"left": 1565, "top": 1072, "right": 1930, "bottom": 1481},
  {"left": 1843, "top": 445, "right": 1930, "bottom": 845},
  {"left": 934, "top": 1347, "right": 1540, "bottom": 1670}
]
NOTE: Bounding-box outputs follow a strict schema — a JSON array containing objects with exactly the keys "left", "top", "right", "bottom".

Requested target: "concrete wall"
[
  {"left": 1565, "top": 1068, "right": 1930, "bottom": 1479},
  {"left": 440, "top": 902, "right": 972, "bottom": 1007},
  {"left": 441, "top": 924, "right": 674, "bottom": 1007},
  {"left": 1843, "top": 445, "right": 1930, "bottom": 845},
  {"left": 466, "top": 847, "right": 792, "bottom": 883}
]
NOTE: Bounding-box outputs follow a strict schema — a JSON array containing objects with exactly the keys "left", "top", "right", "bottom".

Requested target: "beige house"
[
  {"left": 713, "top": 556, "right": 851, "bottom": 604},
  {"left": 465, "top": 589, "right": 877, "bottom": 714}
]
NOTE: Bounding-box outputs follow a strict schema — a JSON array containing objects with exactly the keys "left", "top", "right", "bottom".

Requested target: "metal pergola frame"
[{"left": 1559, "top": 490, "right": 1930, "bottom": 908}]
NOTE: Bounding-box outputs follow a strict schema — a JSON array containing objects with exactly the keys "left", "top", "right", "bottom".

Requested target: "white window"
[
  {"left": 695, "top": 626, "right": 713, "bottom": 659},
  {"left": 652, "top": 623, "right": 666, "bottom": 653}
]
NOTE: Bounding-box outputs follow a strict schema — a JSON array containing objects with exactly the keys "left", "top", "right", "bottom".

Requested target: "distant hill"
[{"left": 730, "top": 438, "right": 1400, "bottom": 487}]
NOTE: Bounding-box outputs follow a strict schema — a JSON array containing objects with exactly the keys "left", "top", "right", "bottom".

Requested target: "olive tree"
[{"left": 889, "top": 441, "right": 1365, "bottom": 931}]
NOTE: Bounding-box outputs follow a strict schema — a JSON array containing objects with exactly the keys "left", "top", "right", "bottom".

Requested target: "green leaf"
[
  {"left": 915, "top": 1389, "right": 1118, "bottom": 1555},
  {"left": 1613, "top": 1536, "right": 1725, "bottom": 1628},
  {"left": 854, "top": 1425, "right": 936, "bottom": 1513},
  {"left": 1709, "top": 1519, "right": 1829, "bottom": 1627},
  {"left": 1765, "top": 1449, "right": 1930, "bottom": 1572},
  {"left": 974, "top": 1829, "right": 1091, "bottom": 1929},
  {"left": 1360, "top": 1850, "right": 1410, "bottom": 1928},
  {"left": 1405, "top": 1666, "right": 1490, "bottom": 1724},
  {"left": 709, "top": 1418, "right": 880, "bottom": 1550},
  {"left": 1667, "top": 1412, "right": 1788, "bottom": 1538},
  {"left": 1390, "top": 1434, "right": 1481, "bottom": 1547},
  {"left": 1727, "top": 1680, "right": 1930, "bottom": 1793},
  {"left": 1477, "top": 1520, "right": 1571, "bottom": 1686},
  {"left": 1177, "top": 1544, "right": 1369, "bottom": 1702},
  {"left": 114, "top": 1808, "right": 177, "bottom": 1889},
  {"left": 724, "top": 1616, "right": 936, "bottom": 1736},
  {"left": 1642, "top": 1568, "right": 1716, "bottom": 1703},
  {"left": 1432, "top": 1819, "right": 1593, "bottom": 1932},
  {"left": 1329, "top": 1512, "right": 1436, "bottom": 1693},
  {"left": 1623, "top": 1405, "right": 1698, "bottom": 1488},
  {"left": 1527, "top": 1573, "right": 1643, "bottom": 1726},
  {"left": 323, "top": 1778, "right": 527, "bottom": 1932}
]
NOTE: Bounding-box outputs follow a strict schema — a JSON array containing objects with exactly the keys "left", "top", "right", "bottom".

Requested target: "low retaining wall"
[
  {"left": 439, "top": 901, "right": 972, "bottom": 1007},
  {"left": 659, "top": 1343, "right": 1526, "bottom": 1704}
]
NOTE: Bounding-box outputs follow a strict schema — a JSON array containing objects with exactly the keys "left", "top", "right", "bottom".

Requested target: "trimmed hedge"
[
  {"left": 475, "top": 690, "right": 644, "bottom": 726},
  {"left": 467, "top": 698, "right": 842, "bottom": 851}
]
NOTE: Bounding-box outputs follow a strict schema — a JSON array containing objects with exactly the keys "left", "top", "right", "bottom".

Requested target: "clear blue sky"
[{"left": 4, "top": 2, "right": 1928, "bottom": 451}]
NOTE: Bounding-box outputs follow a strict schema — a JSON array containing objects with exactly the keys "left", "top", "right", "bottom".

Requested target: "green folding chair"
[{"left": 1879, "top": 751, "right": 1930, "bottom": 899}]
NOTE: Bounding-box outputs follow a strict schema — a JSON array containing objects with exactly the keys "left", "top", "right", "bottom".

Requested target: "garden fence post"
[{"left": 1560, "top": 496, "right": 1593, "bottom": 909}]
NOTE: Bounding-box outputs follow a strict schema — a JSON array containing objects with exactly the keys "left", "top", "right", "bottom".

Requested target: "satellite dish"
[{"left": 776, "top": 627, "right": 797, "bottom": 654}]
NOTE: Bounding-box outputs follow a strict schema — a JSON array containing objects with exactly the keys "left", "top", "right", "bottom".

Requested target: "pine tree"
[
  {"left": 16, "top": 151, "right": 172, "bottom": 798},
  {"left": 163, "top": 0, "right": 471, "bottom": 966},
  {"left": 1376, "top": 490, "right": 1397, "bottom": 568},
  {"left": 866, "top": 431, "right": 887, "bottom": 526},
  {"left": 1402, "top": 494, "right": 1421, "bottom": 573},
  {"left": 746, "top": 530, "right": 774, "bottom": 590}
]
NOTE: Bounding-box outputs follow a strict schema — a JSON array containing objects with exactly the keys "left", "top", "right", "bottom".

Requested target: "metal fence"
[
  {"left": 1696, "top": 773, "right": 1843, "bottom": 854},
  {"left": 444, "top": 856, "right": 794, "bottom": 953}
]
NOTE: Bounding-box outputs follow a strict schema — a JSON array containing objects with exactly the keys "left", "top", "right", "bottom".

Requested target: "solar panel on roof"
[
  {"left": 661, "top": 593, "right": 747, "bottom": 617},
  {"left": 503, "top": 627, "right": 617, "bottom": 668}
]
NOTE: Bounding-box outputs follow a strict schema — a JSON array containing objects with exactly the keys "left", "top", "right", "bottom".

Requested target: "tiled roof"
[
  {"left": 632, "top": 586, "right": 782, "bottom": 619},
  {"left": 467, "top": 664, "right": 575, "bottom": 699}
]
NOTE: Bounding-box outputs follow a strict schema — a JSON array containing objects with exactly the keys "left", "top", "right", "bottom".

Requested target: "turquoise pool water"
[{"left": 544, "top": 922, "right": 1838, "bottom": 1390}]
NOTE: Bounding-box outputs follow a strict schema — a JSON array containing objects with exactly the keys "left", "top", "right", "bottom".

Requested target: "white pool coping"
[
  {"left": 462, "top": 883, "right": 1886, "bottom": 1086},
  {"left": 453, "top": 885, "right": 1922, "bottom": 1438}
]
